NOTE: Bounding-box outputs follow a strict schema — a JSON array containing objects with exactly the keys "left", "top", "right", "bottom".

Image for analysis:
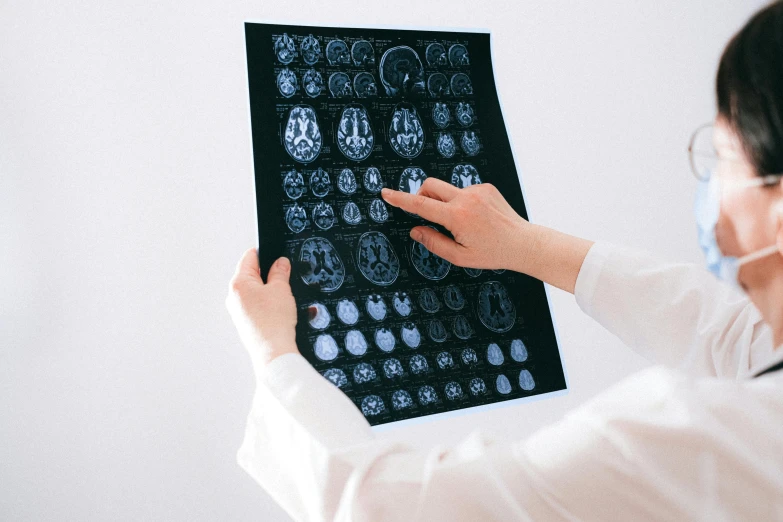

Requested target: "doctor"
[{"left": 226, "top": 2, "right": 783, "bottom": 520}]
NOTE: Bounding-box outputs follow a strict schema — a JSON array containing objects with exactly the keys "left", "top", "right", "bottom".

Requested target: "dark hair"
[{"left": 716, "top": 0, "right": 783, "bottom": 176}]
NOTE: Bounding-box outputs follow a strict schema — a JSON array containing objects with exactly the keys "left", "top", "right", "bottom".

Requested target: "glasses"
[{"left": 688, "top": 122, "right": 783, "bottom": 187}]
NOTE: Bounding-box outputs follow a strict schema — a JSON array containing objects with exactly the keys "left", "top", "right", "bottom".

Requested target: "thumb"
[
  {"left": 411, "top": 226, "right": 465, "bottom": 264},
  {"left": 267, "top": 256, "right": 292, "bottom": 285}
]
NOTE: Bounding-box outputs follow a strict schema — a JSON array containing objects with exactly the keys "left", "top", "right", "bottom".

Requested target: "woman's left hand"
[{"left": 226, "top": 248, "right": 299, "bottom": 374}]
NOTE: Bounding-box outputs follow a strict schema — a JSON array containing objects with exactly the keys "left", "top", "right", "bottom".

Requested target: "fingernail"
[
  {"left": 381, "top": 188, "right": 390, "bottom": 197},
  {"left": 410, "top": 228, "right": 423, "bottom": 242},
  {"left": 278, "top": 257, "right": 290, "bottom": 271}
]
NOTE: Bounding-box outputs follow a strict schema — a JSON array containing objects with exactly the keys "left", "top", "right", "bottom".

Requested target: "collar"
[{"left": 752, "top": 346, "right": 783, "bottom": 378}]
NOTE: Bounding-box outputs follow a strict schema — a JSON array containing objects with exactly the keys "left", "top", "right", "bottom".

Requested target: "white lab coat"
[{"left": 236, "top": 242, "right": 783, "bottom": 521}]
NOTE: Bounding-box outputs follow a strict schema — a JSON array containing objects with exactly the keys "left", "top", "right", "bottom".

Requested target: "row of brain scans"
[
  {"left": 282, "top": 103, "right": 478, "bottom": 163},
  {"left": 283, "top": 164, "right": 482, "bottom": 200},
  {"left": 276, "top": 68, "right": 473, "bottom": 99},
  {"left": 352, "top": 367, "right": 536, "bottom": 417},
  {"left": 274, "top": 33, "right": 469, "bottom": 68},
  {"left": 274, "top": 34, "right": 470, "bottom": 97}
]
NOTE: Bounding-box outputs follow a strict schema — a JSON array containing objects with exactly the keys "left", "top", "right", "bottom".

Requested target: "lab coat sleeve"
[
  {"left": 572, "top": 241, "right": 773, "bottom": 377},
  {"left": 238, "top": 354, "right": 783, "bottom": 521}
]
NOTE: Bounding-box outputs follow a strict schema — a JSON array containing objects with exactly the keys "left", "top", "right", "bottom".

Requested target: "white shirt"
[{"left": 236, "top": 242, "right": 783, "bottom": 521}]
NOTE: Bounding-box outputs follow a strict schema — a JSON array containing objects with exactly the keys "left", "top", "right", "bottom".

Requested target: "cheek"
[{"left": 717, "top": 188, "right": 778, "bottom": 255}]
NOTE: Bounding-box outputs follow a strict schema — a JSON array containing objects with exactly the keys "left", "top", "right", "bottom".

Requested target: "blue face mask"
[{"left": 694, "top": 173, "right": 780, "bottom": 288}]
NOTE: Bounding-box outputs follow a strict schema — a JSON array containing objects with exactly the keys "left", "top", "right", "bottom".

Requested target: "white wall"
[{"left": 0, "top": 1, "right": 766, "bottom": 520}]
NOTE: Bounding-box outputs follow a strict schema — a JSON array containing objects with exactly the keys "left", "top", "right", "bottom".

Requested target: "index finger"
[
  {"left": 381, "top": 188, "right": 452, "bottom": 227},
  {"left": 233, "top": 247, "right": 263, "bottom": 283},
  {"left": 417, "top": 177, "right": 461, "bottom": 202}
]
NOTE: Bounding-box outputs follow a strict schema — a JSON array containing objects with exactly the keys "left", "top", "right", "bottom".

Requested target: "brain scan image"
[
  {"left": 510, "top": 339, "right": 528, "bottom": 362},
  {"left": 322, "top": 368, "right": 347, "bottom": 388},
  {"left": 398, "top": 166, "right": 427, "bottom": 216},
  {"left": 452, "top": 315, "right": 473, "bottom": 340},
  {"left": 354, "top": 72, "right": 378, "bottom": 98},
  {"left": 469, "top": 377, "right": 487, "bottom": 396},
  {"left": 277, "top": 68, "right": 297, "bottom": 97},
  {"left": 379, "top": 45, "right": 425, "bottom": 96},
  {"left": 313, "top": 333, "right": 339, "bottom": 361},
  {"left": 356, "top": 231, "right": 400, "bottom": 285},
  {"left": 444, "top": 382, "right": 464, "bottom": 401},
  {"left": 307, "top": 302, "right": 331, "bottom": 330},
  {"left": 363, "top": 167, "right": 383, "bottom": 193},
  {"left": 409, "top": 354, "right": 429, "bottom": 375},
  {"left": 336, "top": 298, "right": 360, "bottom": 325},
  {"left": 417, "top": 385, "right": 438, "bottom": 405},
  {"left": 329, "top": 72, "right": 353, "bottom": 98},
  {"left": 283, "top": 169, "right": 305, "bottom": 199},
  {"left": 391, "top": 389, "right": 413, "bottom": 410},
  {"left": 477, "top": 281, "right": 516, "bottom": 333},
  {"left": 491, "top": 268, "right": 506, "bottom": 274},
  {"left": 418, "top": 288, "right": 441, "bottom": 313},
  {"left": 487, "top": 342, "right": 505, "bottom": 365},
  {"left": 436, "top": 132, "right": 456, "bottom": 158},
  {"left": 375, "top": 327, "right": 396, "bottom": 352},
  {"left": 303, "top": 69, "right": 324, "bottom": 97},
  {"left": 309, "top": 167, "right": 331, "bottom": 197},
  {"left": 354, "top": 363, "right": 377, "bottom": 384},
  {"left": 427, "top": 72, "right": 450, "bottom": 97},
  {"left": 336, "top": 104, "right": 374, "bottom": 161},
  {"left": 518, "top": 369, "right": 536, "bottom": 391},
  {"left": 451, "top": 164, "right": 481, "bottom": 188},
  {"left": 298, "top": 237, "right": 345, "bottom": 292},
  {"left": 463, "top": 267, "right": 483, "bottom": 277},
  {"left": 461, "top": 347, "right": 478, "bottom": 365},
  {"left": 365, "top": 294, "right": 386, "bottom": 321},
  {"left": 428, "top": 319, "right": 447, "bottom": 342},
  {"left": 300, "top": 34, "right": 321, "bottom": 65},
  {"left": 361, "top": 395, "right": 385, "bottom": 416},
  {"left": 368, "top": 198, "right": 389, "bottom": 223},
  {"left": 496, "top": 374, "right": 512, "bottom": 395},
  {"left": 337, "top": 168, "right": 357, "bottom": 195},
  {"left": 285, "top": 204, "right": 307, "bottom": 233},
  {"left": 326, "top": 39, "right": 351, "bottom": 65},
  {"left": 351, "top": 40, "right": 375, "bottom": 65},
  {"left": 443, "top": 285, "right": 465, "bottom": 311},
  {"left": 448, "top": 43, "right": 469, "bottom": 66},
  {"left": 342, "top": 202, "right": 361, "bottom": 225},
  {"left": 392, "top": 291, "right": 412, "bottom": 316},
  {"left": 450, "top": 73, "right": 473, "bottom": 96},
  {"left": 425, "top": 42, "right": 448, "bottom": 66},
  {"left": 400, "top": 322, "right": 421, "bottom": 348},
  {"left": 382, "top": 358, "right": 404, "bottom": 378},
  {"left": 410, "top": 228, "right": 452, "bottom": 280},
  {"left": 312, "top": 201, "right": 335, "bottom": 230},
  {"left": 388, "top": 103, "right": 425, "bottom": 159},
  {"left": 432, "top": 102, "right": 450, "bottom": 129},
  {"left": 436, "top": 351, "right": 454, "bottom": 370},
  {"left": 456, "top": 102, "right": 475, "bottom": 127},
  {"left": 344, "top": 329, "right": 368, "bottom": 356},
  {"left": 274, "top": 33, "right": 295, "bottom": 64},
  {"left": 460, "top": 130, "right": 480, "bottom": 156},
  {"left": 284, "top": 105, "right": 322, "bottom": 163}
]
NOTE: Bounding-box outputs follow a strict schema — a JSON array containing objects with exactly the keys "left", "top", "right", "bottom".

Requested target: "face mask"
[{"left": 694, "top": 172, "right": 780, "bottom": 288}]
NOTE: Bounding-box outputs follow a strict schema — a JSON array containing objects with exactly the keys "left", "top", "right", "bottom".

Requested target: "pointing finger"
[
  {"left": 381, "top": 188, "right": 452, "bottom": 227},
  {"left": 417, "top": 177, "right": 460, "bottom": 202}
]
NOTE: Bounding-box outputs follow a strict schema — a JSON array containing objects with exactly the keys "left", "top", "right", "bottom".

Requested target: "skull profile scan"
[{"left": 379, "top": 45, "right": 425, "bottom": 96}]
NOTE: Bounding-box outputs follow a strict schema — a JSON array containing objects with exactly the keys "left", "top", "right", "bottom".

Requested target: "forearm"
[{"left": 510, "top": 222, "right": 595, "bottom": 294}]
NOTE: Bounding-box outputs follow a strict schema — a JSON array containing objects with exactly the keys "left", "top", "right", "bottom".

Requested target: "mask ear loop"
[{"left": 737, "top": 175, "right": 783, "bottom": 267}]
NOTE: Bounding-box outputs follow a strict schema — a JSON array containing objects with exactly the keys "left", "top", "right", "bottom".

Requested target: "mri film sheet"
[{"left": 245, "top": 23, "right": 567, "bottom": 427}]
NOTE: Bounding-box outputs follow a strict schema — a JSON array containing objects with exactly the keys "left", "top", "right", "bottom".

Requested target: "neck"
[{"left": 744, "top": 257, "right": 783, "bottom": 348}]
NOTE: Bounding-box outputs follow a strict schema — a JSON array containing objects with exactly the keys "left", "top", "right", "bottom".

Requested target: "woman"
[{"left": 226, "top": 3, "right": 783, "bottom": 520}]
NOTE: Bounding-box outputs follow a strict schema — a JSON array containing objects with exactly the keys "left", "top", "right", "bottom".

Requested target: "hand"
[
  {"left": 380, "top": 178, "right": 536, "bottom": 271},
  {"left": 226, "top": 248, "right": 299, "bottom": 373}
]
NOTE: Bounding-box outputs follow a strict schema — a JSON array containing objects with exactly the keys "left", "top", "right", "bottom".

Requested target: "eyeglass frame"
[{"left": 687, "top": 122, "right": 783, "bottom": 187}]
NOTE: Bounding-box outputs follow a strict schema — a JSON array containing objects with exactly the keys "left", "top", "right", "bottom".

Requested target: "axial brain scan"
[
  {"left": 248, "top": 23, "right": 566, "bottom": 426},
  {"left": 336, "top": 104, "right": 374, "bottom": 161},
  {"left": 284, "top": 105, "right": 322, "bottom": 163}
]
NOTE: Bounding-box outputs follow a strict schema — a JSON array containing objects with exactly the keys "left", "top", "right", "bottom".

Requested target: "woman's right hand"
[{"left": 380, "top": 178, "right": 537, "bottom": 271}]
